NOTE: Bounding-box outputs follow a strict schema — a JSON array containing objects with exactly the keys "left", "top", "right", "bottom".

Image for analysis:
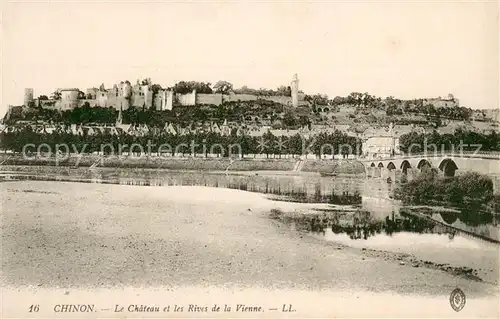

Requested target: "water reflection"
[
  {"left": 320, "top": 211, "right": 443, "bottom": 240},
  {"left": 306, "top": 208, "right": 499, "bottom": 244},
  {"left": 436, "top": 206, "right": 496, "bottom": 227},
  {"left": 263, "top": 188, "right": 362, "bottom": 205},
  {"left": 1, "top": 166, "right": 499, "bottom": 243}
]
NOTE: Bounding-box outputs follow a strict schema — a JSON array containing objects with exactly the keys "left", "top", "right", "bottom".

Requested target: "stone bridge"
[{"left": 358, "top": 151, "right": 500, "bottom": 183}]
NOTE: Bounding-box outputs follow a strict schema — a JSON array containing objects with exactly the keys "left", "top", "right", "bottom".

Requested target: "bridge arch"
[
  {"left": 439, "top": 158, "right": 458, "bottom": 177},
  {"left": 417, "top": 159, "right": 432, "bottom": 171},
  {"left": 387, "top": 162, "right": 396, "bottom": 170},
  {"left": 400, "top": 160, "right": 412, "bottom": 174},
  {"left": 440, "top": 211, "right": 458, "bottom": 224}
]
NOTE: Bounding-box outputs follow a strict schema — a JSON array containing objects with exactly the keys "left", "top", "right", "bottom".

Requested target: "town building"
[
  {"left": 361, "top": 123, "right": 400, "bottom": 158},
  {"left": 422, "top": 94, "right": 459, "bottom": 108}
]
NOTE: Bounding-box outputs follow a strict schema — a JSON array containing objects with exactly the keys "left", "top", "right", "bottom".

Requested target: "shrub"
[
  {"left": 269, "top": 208, "right": 284, "bottom": 219},
  {"left": 487, "top": 194, "right": 500, "bottom": 214},
  {"left": 454, "top": 172, "right": 493, "bottom": 202},
  {"left": 397, "top": 170, "right": 495, "bottom": 206}
]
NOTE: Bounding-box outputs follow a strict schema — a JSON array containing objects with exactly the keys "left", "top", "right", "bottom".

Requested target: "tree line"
[
  {"left": 0, "top": 128, "right": 362, "bottom": 158},
  {"left": 398, "top": 129, "right": 500, "bottom": 153},
  {"left": 172, "top": 80, "right": 293, "bottom": 96}
]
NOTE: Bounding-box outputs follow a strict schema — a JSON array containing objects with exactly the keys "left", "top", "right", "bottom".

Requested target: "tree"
[
  {"left": 311, "top": 94, "right": 329, "bottom": 105},
  {"left": 283, "top": 112, "right": 297, "bottom": 127},
  {"left": 386, "top": 104, "right": 402, "bottom": 116},
  {"left": 51, "top": 90, "right": 62, "bottom": 100},
  {"left": 276, "top": 85, "right": 292, "bottom": 97},
  {"left": 233, "top": 85, "right": 256, "bottom": 95},
  {"left": 38, "top": 95, "right": 49, "bottom": 101},
  {"left": 298, "top": 116, "right": 310, "bottom": 128},
  {"left": 331, "top": 96, "right": 346, "bottom": 106},
  {"left": 213, "top": 81, "right": 233, "bottom": 94},
  {"left": 262, "top": 131, "right": 277, "bottom": 158},
  {"left": 288, "top": 133, "right": 303, "bottom": 156},
  {"left": 347, "top": 92, "right": 363, "bottom": 106},
  {"left": 151, "top": 84, "right": 163, "bottom": 94},
  {"left": 362, "top": 92, "right": 375, "bottom": 107}
]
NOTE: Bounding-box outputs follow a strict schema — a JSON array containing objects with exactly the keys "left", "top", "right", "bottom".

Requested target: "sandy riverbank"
[{"left": 1, "top": 181, "right": 498, "bottom": 317}]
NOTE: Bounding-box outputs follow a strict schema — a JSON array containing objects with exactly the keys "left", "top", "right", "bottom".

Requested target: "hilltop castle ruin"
[{"left": 24, "top": 74, "right": 306, "bottom": 111}]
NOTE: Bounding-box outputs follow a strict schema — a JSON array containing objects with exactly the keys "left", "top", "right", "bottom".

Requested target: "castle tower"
[
  {"left": 24, "top": 88, "right": 34, "bottom": 106},
  {"left": 165, "top": 90, "right": 173, "bottom": 110},
  {"left": 291, "top": 74, "right": 299, "bottom": 107},
  {"left": 116, "top": 107, "right": 123, "bottom": 126},
  {"left": 121, "top": 81, "right": 132, "bottom": 110}
]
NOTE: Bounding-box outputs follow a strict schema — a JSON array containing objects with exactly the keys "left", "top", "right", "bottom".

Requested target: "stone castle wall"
[
  {"left": 265, "top": 96, "right": 293, "bottom": 106},
  {"left": 223, "top": 94, "right": 258, "bottom": 103},
  {"left": 33, "top": 73, "right": 303, "bottom": 110},
  {"left": 176, "top": 90, "right": 196, "bottom": 106},
  {"left": 197, "top": 93, "right": 223, "bottom": 105},
  {"left": 40, "top": 92, "right": 303, "bottom": 109},
  {"left": 175, "top": 92, "right": 299, "bottom": 107}
]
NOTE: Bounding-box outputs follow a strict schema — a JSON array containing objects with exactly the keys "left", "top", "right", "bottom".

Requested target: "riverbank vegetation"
[{"left": 393, "top": 169, "right": 500, "bottom": 214}]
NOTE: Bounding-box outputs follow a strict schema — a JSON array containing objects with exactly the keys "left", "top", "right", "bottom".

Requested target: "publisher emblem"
[{"left": 449, "top": 288, "right": 466, "bottom": 312}]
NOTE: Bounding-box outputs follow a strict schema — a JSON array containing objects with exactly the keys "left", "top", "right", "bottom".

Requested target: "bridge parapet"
[
  {"left": 361, "top": 150, "right": 500, "bottom": 180},
  {"left": 359, "top": 151, "right": 500, "bottom": 163}
]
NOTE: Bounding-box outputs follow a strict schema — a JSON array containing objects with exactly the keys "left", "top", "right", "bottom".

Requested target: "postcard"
[{"left": 1, "top": 0, "right": 499, "bottom": 318}]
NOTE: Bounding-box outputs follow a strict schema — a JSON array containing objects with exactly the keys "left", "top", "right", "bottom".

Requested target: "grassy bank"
[
  {"left": 0, "top": 153, "right": 365, "bottom": 174},
  {"left": 304, "top": 160, "right": 365, "bottom": 175}
]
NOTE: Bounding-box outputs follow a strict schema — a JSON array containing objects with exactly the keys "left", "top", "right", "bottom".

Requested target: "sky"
[{"left": 1, "top": 0, "right": 499, "bottom": 115}]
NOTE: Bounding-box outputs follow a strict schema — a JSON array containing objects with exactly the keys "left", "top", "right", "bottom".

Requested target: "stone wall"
[
  {"left": 38, "top": 99, "right": 57, "bottom": 108},
  {"left": 78, "top": 99, "right": 99, "bottom": 107},
  {"left": 224, "top": 94, "right": 258, "bottom": 103},
  {"left": 132, "top": 95, "right": 146, "bottom": 108},
  {"left": 197, "top": 93, "right": 223, "bottom": 105},
  {"left": 39, "top": 88, "right": 304, "bottom": 110},
  {"left": 176, "top": 90, "right": 197, "bottom": 106},
  {"left": 265, "top": 96, "right": 293, "bottom": 106},
  {"left": 154, "top": 92, "right": 164, "bottom": 111},
  {"left": 165, "top": 91, "right": 173, "bottom": 110}
]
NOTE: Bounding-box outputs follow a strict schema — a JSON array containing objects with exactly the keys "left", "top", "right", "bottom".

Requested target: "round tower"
[
  {"left": 123, "top": 81, "right": 132, "bottom": 99},
  {"left": 24, "top": 88, "right": 34, "bottom": 106},
  {"left": 291, "top": 74, "right": 299, "bottom": 107}
]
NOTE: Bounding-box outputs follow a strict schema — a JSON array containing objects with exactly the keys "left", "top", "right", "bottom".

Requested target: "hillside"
[{"left": 3, "top": 95, "right": 499, "bottom": 136}]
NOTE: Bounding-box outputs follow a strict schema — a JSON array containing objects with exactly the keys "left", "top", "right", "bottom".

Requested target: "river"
[
  {"left": 0, "top": 166, "right": 499, "bottom": 317},
  {"left": 1, "top": 166, "right": 498, "bottom": 283}
]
